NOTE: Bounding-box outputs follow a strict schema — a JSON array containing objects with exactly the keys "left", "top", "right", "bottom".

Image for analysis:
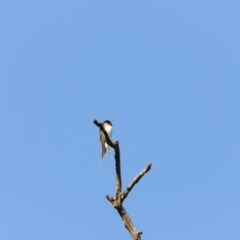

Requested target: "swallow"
[{"left": 100, "top": 120, "right": 113, "bottom": 160}]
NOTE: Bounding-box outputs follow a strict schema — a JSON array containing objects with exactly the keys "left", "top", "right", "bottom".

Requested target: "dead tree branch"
[
  {"left": 93, "top": 119, "right": 153, "bottom": 240},
  {"left": 121, "top": 163, "right": 153, "bottom": 202}
]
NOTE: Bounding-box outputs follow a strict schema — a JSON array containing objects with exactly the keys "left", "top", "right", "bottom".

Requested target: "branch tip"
[
  {"left": 121, "top": 162, "right": 153, "bottom": 202},
  {"left": 106, "top": 195, "right": 114, "bottom": 203}
]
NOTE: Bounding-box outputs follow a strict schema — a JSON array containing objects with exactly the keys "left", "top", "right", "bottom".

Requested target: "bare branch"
[
  {"left": 114, "top": 142, "right": 122, "bottom": 197},
  {"left": 106, "top": 195, "right": 114, "bottom": 204},
  {"left": 93, "top": 119, "right": 153, "bottom": 240},
  {"left": 116, "top": 206, "right": 142, "bottom": 240},
  {"left": 121, "top": 163, "right": 153, "bottom": 202}
]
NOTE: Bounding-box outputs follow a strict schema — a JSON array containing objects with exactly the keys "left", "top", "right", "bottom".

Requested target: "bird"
[{"left": 99, "top": 120, "right": 113, "bottom": 160}]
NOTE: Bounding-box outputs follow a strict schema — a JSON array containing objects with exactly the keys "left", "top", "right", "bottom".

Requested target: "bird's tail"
[{"left": 100, "top": 141, "right": 106, "bottom": 161}]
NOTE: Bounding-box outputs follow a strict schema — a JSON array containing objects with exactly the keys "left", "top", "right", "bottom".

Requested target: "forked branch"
[{"left": 93, "top": 119, "right": 153, "bottom": 240}]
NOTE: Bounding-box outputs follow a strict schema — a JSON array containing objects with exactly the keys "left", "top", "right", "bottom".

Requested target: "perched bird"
[{"left": 100, "top": 120, "right": 113, "bottom": 160}]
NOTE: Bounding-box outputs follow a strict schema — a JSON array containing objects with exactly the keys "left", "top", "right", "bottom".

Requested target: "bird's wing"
[{"left": 100, "top": 131, "right": 106, "bottom": 160}]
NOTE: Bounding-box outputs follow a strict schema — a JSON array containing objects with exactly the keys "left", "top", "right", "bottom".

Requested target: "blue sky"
[{"left": 1, "top": 1, "right": 240, "bottom": 239}]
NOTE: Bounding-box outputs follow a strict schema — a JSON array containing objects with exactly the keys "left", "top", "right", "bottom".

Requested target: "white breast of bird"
[{"left": 104, "top": 124, "right": 112, "bottom": 137}]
